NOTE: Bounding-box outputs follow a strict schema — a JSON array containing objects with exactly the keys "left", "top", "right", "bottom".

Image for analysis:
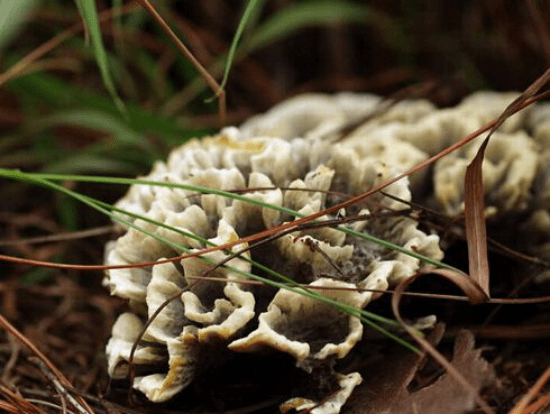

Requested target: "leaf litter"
[{"left": 345, "top": 326, "right": 495, "bottom": 414}]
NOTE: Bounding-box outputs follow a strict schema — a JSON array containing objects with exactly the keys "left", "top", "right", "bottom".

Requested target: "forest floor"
[{"left": 1, "top": 1, "right": 550, "bottom": 413}]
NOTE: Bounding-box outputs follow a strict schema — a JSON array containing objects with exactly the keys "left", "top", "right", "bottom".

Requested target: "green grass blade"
[
  {"left": 87, "top": 196, "right": 404, "bottom": 330},
  {"left": 0, "top": 0, "right": 40, "bottom": 53},
  {"left": 163, "top": 0, "right": 410, "bottom": 111},
  {"left": 74, "top": 0, "right": 126, "bottom": 114},
  {"left": 1, "top": 167, "right": 420, "bottom": 351},
  {"left": 1, "top": 171, "right": 458, "bottom": 272},
  {"left": 219, "top": 0, "right": 264, "bottom": 91},
  {"left": 19, "top": 266, "right": 56, "bottom": 286},
  {"left": 43, "top": 153, "right": 143, "bottom": 175}
]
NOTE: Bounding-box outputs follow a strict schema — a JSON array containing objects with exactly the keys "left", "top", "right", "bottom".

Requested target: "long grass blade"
[
  {"left": 10, "top": 170, "right": 418, "bottom": 353},
  {"left": 8, "top": 71, "right": 203, "bottom": 144},
  {"left": 163, "top": 0, "right": 409, "bottom": 114},
  {"left": 74, "top": 0, "right": 126, "bottom": 114},
  {"left": 0, "top": 3, "right": 139, "bottom": 88},
  {"left": 1, "top": 168, "right": 417, "bottom": 349},
  {"left": 219, "top": 0, "right": 264, "bottom": 91},
  {"left": 10, "top": 170, "right": 457, "bottom": 271},
  {"left": 35, "top": 110, "right": 151, "bottom": 148}
]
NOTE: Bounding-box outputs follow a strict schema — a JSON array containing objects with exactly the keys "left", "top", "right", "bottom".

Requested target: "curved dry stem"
[{"left": 126, "top": 287, "right": 191, "bottom": 403}]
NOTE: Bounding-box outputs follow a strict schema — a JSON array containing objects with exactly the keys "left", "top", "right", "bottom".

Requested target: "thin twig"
[
  {"left": 126, "top": 286, "right": 193, "bottom": 402},
  {"left": 0, "top": 400, "right": 24, "bottom": 413},
  {"left": 26, "top": 398, "right": 70, "bottom": 413},
  {"left": 1, "top": 335, "right": 20, "bottom": 383},
  {"left": 134, "top": 0, "right": 226, "bottom": 125},
  {"left": 382, "top": 191, "right": 550, "bottom": 268},
  {"left": 0, "top": 384, "right": 42, "bottom": 413},
  {"left": 0, "top": 225, "right": 114, "bottom": 247},
  {"left": 0, "top": 314, "right": 94, "bottom": 413},
  {"left": 334, "top": 79, "right": 441, "bottom": 141},
  {"left": 30, "top": 357, "right": 89, "bottom": 414},
  {"left": 510, "top": 365, "right": 550, "bottom": 414}
]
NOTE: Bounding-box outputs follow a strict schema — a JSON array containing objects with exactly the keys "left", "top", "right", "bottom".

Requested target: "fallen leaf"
[{"left": 346, "top": 328, "right": 494, "bottom": 414}]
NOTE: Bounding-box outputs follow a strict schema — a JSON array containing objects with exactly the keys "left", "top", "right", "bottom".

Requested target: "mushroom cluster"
[
  {"left": 105, "top": 91, "right": 550, "bottom": 410},
  {"left": 104, "top": 124, "right": 443, "bottom": 409}
]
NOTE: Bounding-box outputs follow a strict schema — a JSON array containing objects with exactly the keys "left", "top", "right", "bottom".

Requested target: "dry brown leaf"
[
  {"left": 418, "top": 267, "right": 488, "bottom": 305},
  {"left": 464, "top": 137, "right": 491, "bottom": 298},
  {"left": 463, "top": 66, "right": 550, "bottom": 299},
  {"left": 346, "top": 328, "right": 494, "bottom": 414},
  {"left": 392, "top": 330, "right": 495, "bottom": 413},
  {"left": 390, "top": 272, "right": 493, "bottom": 413},
  {"left": 344, "top": 324, "right": 444, "bottom": 413}
]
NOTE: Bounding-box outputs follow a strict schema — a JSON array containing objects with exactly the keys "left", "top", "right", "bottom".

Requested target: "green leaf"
[
  {"left": 7, "top": 72, "right": 208, "bottom": 145},
  {"left": 44, "top": 153, "right": 144, "bottom": 175},
  {"left": 245, "top": 0, "right": 409, "bottom": 54},
  {"left": 35, "top": 110, "right": 151, "bottom": 148},
  {"left": 0, "top": 0, "right": 40, "bottom": 53},
  {"left": 74, "top": 0, "right": 126, "bottom": 114}
]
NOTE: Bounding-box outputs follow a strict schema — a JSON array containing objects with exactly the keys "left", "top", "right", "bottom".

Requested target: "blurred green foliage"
[{"left": 0, "top": 0, "right": 547, "bottom": 232}]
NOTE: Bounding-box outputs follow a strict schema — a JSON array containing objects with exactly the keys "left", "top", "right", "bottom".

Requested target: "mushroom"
[
  {"left": 104, "top": 126, "right": 443, "bottom": 406},
  {"left": 106, "top": 90, "right": 550, "bottom": 408}
]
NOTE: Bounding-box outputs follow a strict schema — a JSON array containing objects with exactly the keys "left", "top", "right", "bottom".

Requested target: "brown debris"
[{"left": 346, "top": 328, "right": 495, "bottom": 414}]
